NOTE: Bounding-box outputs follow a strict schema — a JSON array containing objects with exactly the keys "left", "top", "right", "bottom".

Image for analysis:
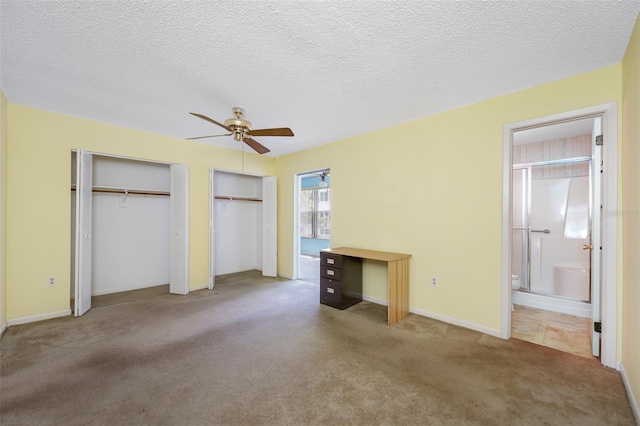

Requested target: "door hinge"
[
  {"left": 595, "top": 135, "right": 603, "bottom": 146},
  {"left": 594, "top": 322, "right": 602, "bottom": 333}
]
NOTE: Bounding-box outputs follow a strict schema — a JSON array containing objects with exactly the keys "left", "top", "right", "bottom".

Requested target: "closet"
[
  {"left": 71, "top": 150, "right": 189, "bottom": 316},
  {"left": 209, "top": 170, "right": 277, "bottom": 288}
]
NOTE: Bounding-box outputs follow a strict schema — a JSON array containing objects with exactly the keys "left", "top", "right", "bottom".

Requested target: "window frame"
[{"left": 300, "top": 186, "right": 330, "bottom": 239}]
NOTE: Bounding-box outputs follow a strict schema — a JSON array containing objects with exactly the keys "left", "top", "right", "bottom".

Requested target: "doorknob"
[{"left": 583, "top": 244, "right": 593, "bottom": 250}]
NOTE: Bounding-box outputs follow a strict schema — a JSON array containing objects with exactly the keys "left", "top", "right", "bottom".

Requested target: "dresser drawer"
[
  {"left": 320, "top": 266, "right": 342, "bottom": 281},
  {"left": 320, "top": 278, "right": 341, "bottom": 304},
  {"left": 320, "top": 253, "right": 343, "bottom": 268}
]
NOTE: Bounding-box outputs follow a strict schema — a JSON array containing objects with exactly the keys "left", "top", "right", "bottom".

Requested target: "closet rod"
[
  {"left": 70, "top": 186, "right": 170, "bottom": 196},
  {"left": 215, "top": 195, "right": 262, "bottom": 202}
]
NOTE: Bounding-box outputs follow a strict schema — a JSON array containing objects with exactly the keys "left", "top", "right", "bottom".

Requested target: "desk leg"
[{"left": 387, "top": 258, "right": 410, "bottom": 326}]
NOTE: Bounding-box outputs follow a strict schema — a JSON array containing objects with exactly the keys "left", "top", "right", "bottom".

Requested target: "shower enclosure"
[{"left": 512, "top": 157, "right": 592, "bottom": 303}]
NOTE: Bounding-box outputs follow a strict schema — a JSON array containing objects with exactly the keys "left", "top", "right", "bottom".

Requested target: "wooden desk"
[{"left": 320, "top": 247, "right": 412, "bottom": 326}]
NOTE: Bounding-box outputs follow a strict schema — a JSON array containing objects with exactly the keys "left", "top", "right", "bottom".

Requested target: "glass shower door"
[
  {"left": 513, "top": 160, "right": 592, "bottom": 300},
  {"left": 512, "top": 168, "right": 528, "bottom": 291}
]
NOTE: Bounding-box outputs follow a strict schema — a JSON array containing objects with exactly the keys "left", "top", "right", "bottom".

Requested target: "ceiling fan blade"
[
  {"left": 248, "top": 127, "right": 294, "bottom": 137},
  {"left": 242, "top": 137, "right": 270, "bottom": 154},
  {"left": 186, "top": 134, "right": 232, "bottom": 140},
  {"left": 189, "top": 112, "right": 233, "bottom": 132}
]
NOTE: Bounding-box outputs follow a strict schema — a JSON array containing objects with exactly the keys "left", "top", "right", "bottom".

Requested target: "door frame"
[{"left": 501, "top": 102, "right": 618, "bottom": 369}]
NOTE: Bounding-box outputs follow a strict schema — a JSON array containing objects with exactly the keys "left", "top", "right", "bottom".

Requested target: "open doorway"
[
  {"left": 502, "top": 103, "right": 618, "bottom": 369},
  {"left": 295, "top": 169, "right": 331, "bottom": 284},
  {"left": 510, "top": 117, "right": 599, "bottom": 359}
]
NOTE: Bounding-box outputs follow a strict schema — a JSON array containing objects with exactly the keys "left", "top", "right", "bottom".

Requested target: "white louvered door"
[
  {"left": 209, "top": 169, "right": 216, "bottom": 289},
  {"left": 170, "top": 164, "right": 189, "bottom": 295},
  {"left": 262, "top": 176, "right": 277, "bottom": 277},
  {"left": 75, "top": 150, "right": 93, "bottom": 317}
]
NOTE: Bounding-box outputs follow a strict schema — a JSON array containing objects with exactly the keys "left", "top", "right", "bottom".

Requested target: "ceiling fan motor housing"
[{"left": 224, "top": 107, "right": 252, "bottom": 141}]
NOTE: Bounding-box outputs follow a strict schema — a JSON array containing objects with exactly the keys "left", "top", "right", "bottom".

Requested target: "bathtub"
[{"left": 554, "top": 265, "right": 590, "bottom": 301}]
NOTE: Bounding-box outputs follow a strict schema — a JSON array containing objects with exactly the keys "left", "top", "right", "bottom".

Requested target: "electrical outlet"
[
  {"left": 47, "top": 276, "right": 57, "bottom": 287},
  {"left": 431, "top": 276, "right": 438, "bottom": 287}
]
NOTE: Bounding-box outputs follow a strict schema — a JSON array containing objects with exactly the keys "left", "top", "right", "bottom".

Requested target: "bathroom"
[{"left": 511, "top": 117, "right": 599, "bottom": 358}]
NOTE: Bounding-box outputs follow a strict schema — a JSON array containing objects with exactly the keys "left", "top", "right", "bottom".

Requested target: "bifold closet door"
[
  {"left": 208, "top": 169, "right": 216, "bottom": 289},
  {"left": 262, "top": 176, "right": 277, "bottom": 277},
  {"left": 170, "top": 163, "right": 189, "bottom": 295},
  {"left": 74, "top": 150, "right": 93, "bottom": 317}
]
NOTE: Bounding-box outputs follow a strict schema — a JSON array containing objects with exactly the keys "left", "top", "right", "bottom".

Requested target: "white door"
[
  {"left": 262, "top": 176, "right": 277, "bottom": 277},
  {"left": 591, "top": 118, "right": 603, "bottom": 357},
  {"left": 74, "top": 150, "right": 93, "bottom": 317},
  {"left": 170, "top": 164, "right": 189, "bottom": 295},
  {"left": 209, "top": 169, "right": 216, "bottom": 289}
]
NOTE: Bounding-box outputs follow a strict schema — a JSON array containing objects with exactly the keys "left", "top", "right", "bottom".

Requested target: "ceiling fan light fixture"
[{"left": 319, "top": 175, "right": 328, "bottom": 188}]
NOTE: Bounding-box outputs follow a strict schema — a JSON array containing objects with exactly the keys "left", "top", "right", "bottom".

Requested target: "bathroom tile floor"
[{"left": 511, "top": 304, "right": 596, "bottom": 359}]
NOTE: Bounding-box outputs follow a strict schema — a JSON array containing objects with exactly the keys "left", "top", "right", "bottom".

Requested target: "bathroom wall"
[{"left": 513, "top": 134, "right": 592, "bottom": 175}]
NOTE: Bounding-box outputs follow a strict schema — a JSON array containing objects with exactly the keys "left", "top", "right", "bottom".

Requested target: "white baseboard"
[
  {"left": 7, "top": 309, "right": 72, "bottom": 326},
  {"left": 0, "top": 321, "right": 7, "bottom": 338},
  {"left": 620, "top": 363, "right": 640, "bottom": 425},
  {"left": 409, "top": 306, "right": 502, "bottom": 338},
  {"left": 361, "top": 295, "right": 501, "bottom": 338},
  {"left": 362, "top": 294, "right": 388, "bottom": 306}
]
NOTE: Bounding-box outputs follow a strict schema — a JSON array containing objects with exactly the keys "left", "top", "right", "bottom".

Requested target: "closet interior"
[
  {"left": 71, "top": 152, "right": 172, "bottom": 309},
  {"left": 210, "top": 170, "right": 277, "bottom": 287}
]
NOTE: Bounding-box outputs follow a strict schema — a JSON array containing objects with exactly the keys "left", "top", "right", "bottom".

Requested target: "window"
[
  {"left": 300, "top": 189, "right": 315, "bottom": 238},
  {"left": 300, "top": 187, "right": 331, "bottom": 239}
]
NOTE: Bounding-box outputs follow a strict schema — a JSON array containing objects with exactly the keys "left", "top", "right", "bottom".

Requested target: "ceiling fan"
[{"left": 187, "top": 107, "right": 294, "bottom": 154}]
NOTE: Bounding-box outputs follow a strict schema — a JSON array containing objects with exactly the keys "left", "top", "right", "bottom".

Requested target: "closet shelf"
[
  {"left": 215, "top": 195, "right": 262, "bottom": 202},
  {"left": 71, "top": 185, "right": 170, "bottom": 196}
]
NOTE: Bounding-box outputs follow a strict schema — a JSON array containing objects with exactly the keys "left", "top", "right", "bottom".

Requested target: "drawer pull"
[
  {"left": 327, "top": 287, "right": 335, "bottom": 294},
  {"left": 327, "top": 258, "right": 334, "bottom": 265},
  {"left": 327, "top": 270, "right": 334, "bottom": 276}
]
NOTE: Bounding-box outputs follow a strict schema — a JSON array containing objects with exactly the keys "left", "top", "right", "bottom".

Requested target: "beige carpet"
[
  {"left": 91, "top": 284, "right": 170, "bottom": 309},
  {"left": 1, "top": 271, "right": 635, "bottom": 425}
]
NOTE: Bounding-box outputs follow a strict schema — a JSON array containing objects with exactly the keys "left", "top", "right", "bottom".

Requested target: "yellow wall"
[
  {"left": 6, "top": 105, "right": 274, "bottom": 320},
  {"left": 275, "top": 65, "right": 622, "bottom": 334},
  {"left": 0, "top": 89, "right": 7, "bottom": 331},
  {"left": 622, "top": 12, "right": 640, "bottom": 417}
]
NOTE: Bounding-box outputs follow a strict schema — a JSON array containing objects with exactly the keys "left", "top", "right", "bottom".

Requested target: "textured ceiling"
[{"left": 1, "top": 1, "right": 639, "bottom": 157}]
